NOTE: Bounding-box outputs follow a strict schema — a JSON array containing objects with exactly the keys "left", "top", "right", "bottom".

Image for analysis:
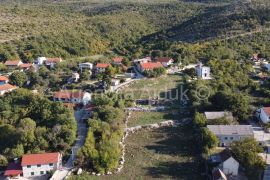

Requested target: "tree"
[
  {"left": 201, "top": 128, "right": 218, "bottom": 153},
  {"left": 9, "top": 71, "right": 27, "bottom": 87},
  {"left": 194, "top": 112, "right": 207, "bottom": 127},
  {"left": 80, "top": 71, "right": 91, "bottom": 81},
  {"left": 0, "top": 155, "right": 8, "bottom": 167},
  {"left": 231, "top": 138, "right": 266, "bottom": 180}
]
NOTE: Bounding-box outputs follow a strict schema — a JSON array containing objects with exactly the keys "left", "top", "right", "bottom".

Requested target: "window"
[
  {"left": 49, "top": 163, "right": 53, "bottom": 166},
  {"left": 230, "top": 137, "right": 233, "bottom": 140},
  {"left": 46, "top": 171, "right": 50, "bottom": 174},
  {"left": 224, "top": 137, "right": 228, "bottom": 140},
  {"left": 31, "top": 172, "right": 35, "bottom": 176},
  {"left": 37, "top": 164, "right": 41, "bottom": 167},
  {"left": 27, "top": 165, "right": 31, "bottom": 168},
  {"left": 40, "top": 171, "right": 44, "bottom": 175}
]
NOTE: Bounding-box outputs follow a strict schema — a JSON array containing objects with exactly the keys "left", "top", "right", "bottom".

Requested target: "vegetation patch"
[
  {"left": 70, "top": 126, "right": 203, "bottom": 180},
  {"left": 127, "top": 111, "right": 179, "bottom": 127}
]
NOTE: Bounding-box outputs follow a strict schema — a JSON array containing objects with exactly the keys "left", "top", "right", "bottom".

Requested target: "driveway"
[{"left": 50, "top": 110, "right": 87, "bottom": 180}]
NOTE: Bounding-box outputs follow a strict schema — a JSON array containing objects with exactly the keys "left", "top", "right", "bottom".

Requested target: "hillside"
[{"left": 0, "top": 0, "right": 269, "bottom": 61}]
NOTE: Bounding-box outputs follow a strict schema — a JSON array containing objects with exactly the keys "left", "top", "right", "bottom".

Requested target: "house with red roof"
[
  {"left": 0, "top": 83, "right": 17, "bottom": 95},
  {"left": 256, "top": 107, "right": 270, "bottom": 124},
  {"left": 53, "top": 90, "right": 91, "bottom": 105},
  {"left": 156, "top": 57, "right": 174, "bottom": 68},
  {"left": 138, "top": 62, "right": 163, "bottom": 73},
  {"left": 4, "top": 152, "right": 62, "bottom": 178},
  {"left": 4, "top": 161, "right": 23, "bottom": 178},
  {"left": 95, "top": 63, "right": 110, "bottom": 74},
  {"left": 19, "top": 63, "right": 33, "bottom": 71},
  {"left": 112, "top": 57, "right": 123, "bottom": 65},
  {"left": 4, "top": 60, "right": 23, "bottom": 69},
  {"left": 0, "top": 76, "right": 9, "bottom": 85},
  {"left": 45, "top": 58, "right": 63, "bottom": 68}
]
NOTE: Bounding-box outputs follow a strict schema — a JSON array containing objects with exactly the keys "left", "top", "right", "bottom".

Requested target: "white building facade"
[
  {"left": 221, "top": 157, "right": 239, "bottom": 176},
  {"left": 196, "top": 62, "right": 211, "bottom": 79},
  {"left": 207, "top": 125, "right": 254, "bottom": 147},
  {"left": 257, "top": 107, "right": 270, "bottom": 124},
  {"left": 79, "top": 62, "right": 93, "bottom": 73},
  {"left": 21, "top": 153, "right": 62, "bottom": 178}
]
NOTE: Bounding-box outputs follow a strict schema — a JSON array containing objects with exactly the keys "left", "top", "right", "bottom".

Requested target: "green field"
[
  {"left": 120, "top": 75, "right": 182, "bottom": 100},
  {"left": 69, "top": 126, "right": 203, "bottom": 180},
  {"left": 127, "top": 111, "right": 179, "bottom": 127}
]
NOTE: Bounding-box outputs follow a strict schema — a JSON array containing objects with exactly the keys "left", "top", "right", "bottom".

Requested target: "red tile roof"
[
  {"left": 157, "top": 57, "right": 174, "bottom": 63},
  {"left": 4, "top": 60, "right": 22, "bottom": 66},
  {"left": 19, "top": 63, "right": 32, "bottom": 68},
  {"left": 96, "top": 63, "right": 110, "bottom": 68},
  {"left": 46, "top": 58, "right": 62, "bottom": 63},
  {"left": 4, "top": 162, "right": 22, "bottom": 176},
  {"left": 21, "top": 152, "right": 60, "bottom": 166},
  {"left": 54, "top": 90, "right": 85, "bottom": 99},
  {"left": 263, "top": 107, "right": 270, "bottom": 117},
  {"left": 140, "top": 62, "right": 163, "bottom": 70},
  {"left": 0, "top": 76, "right": 8, "bottom": 81},
  {"left": 113, "top": 57, "right": 123, "bottom": 63},
  {"left": 0, "top": 84, "right": 17, "bottom": 91}
]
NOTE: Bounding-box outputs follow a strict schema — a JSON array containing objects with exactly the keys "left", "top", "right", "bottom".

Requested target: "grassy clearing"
[
  {"left": 120, "top": 74, "right": 182, "bottom": 100},
  {"left": 70, "top": 125, "right": 203, "bottom": 180},
  {"left": 127, "top": 111, "right": 179, "bottom": 127}
]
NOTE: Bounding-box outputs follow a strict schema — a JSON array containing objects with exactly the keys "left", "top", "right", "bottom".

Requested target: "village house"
[
  {"left": 4, "top": 152, "right": 62, "bottom": 178},
  {"left": 207, "top": 125, "right": 254, "bottom": 147},
  {"left": 0, "top": 76, "right": 9, "bottom": 85},
  {"left": 79, "top": 62, "right": 93, "bottom": 73},
  {"left": 45, "top": 58, "right": 63, "bottom": 68},
  {"left": 35, "top": 57, "right": 47, "bottom": 65},
  {"left": 95, "top": 63, "right": 110, "bottom": 74},
  {"left": 156, "top": 57, "right": 174, "bottom": 68},
  {"left": 111, "top": 79, "right": 121, "bottom": 86},
  {"left": 256, "top": 107, "right": 270, "bottom": 124},
  {"left": 133, "top": 57, "right": 152, "bottom": 65},
  {"left": 138, "top": 62, "right": 163, "bottom": 73},
  {"left": 212, "top": 168, "right": 227, "bottom": 180},
  {"left": 210, "top": 149, "right": 239, "bottom": 176},
  {"left": 19, "top": 63, "right": 33, "bottom": 71},
  {"left": 4, "top": 161, "right": 23, "bottom": 178},
  {"left": 0, "top": 83, "right": 17, "bottom": 95},
  {"left": 53, "top": 90, "right": 91, "bottom": 105},
  {"left": 4, "top": 60, "right": 23, "bottom": 69},
  {"left": 204, "top": 111, "right": 234, "bottom": 121},
  {"left": 195, "top": 62, "right": 211, "bottom": 79},
  {"left": 112, "top": 57, "right": 123, "bottom": 65},
  {"left": 71, "top": 72, "right": 80, "bottom": 82}
]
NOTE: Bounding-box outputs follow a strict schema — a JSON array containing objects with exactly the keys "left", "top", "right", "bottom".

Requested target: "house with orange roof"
[
  {"left": 45, "top": 58, "right": 63, "bottom": 68},
  {"left": 0, "top": 76, "right": 9, "bottom": 85},
  {"left": 138, "top": 62, "right": 163, "bottom": 73},
  {"left": 95, "top": 63, "right": 110, "bottom": 74},
  {"left": 112, "top": 57, "right": 123, "bottom": 65},
  {"left": 53, "top": 90, "right": 91, "bottom": 105},
  {"left": 19, "top": 63, "right": 33, "bottom": 71},
  {"left": 156, "top": 57, "right": 174, "bottom": 68},
  {"left": 4, "top": 60, "right": 23, "bottom": 69},
  {"left": 256, "top": 107, "right": 270, "bottom": 124},
  {"left": 0, "top": 83, "right": 17, "bottom": 95}
]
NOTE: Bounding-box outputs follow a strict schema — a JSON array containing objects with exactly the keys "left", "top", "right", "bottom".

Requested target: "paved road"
[{"left": 51, "top": 110, "right": 87, "bottom": 180}]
